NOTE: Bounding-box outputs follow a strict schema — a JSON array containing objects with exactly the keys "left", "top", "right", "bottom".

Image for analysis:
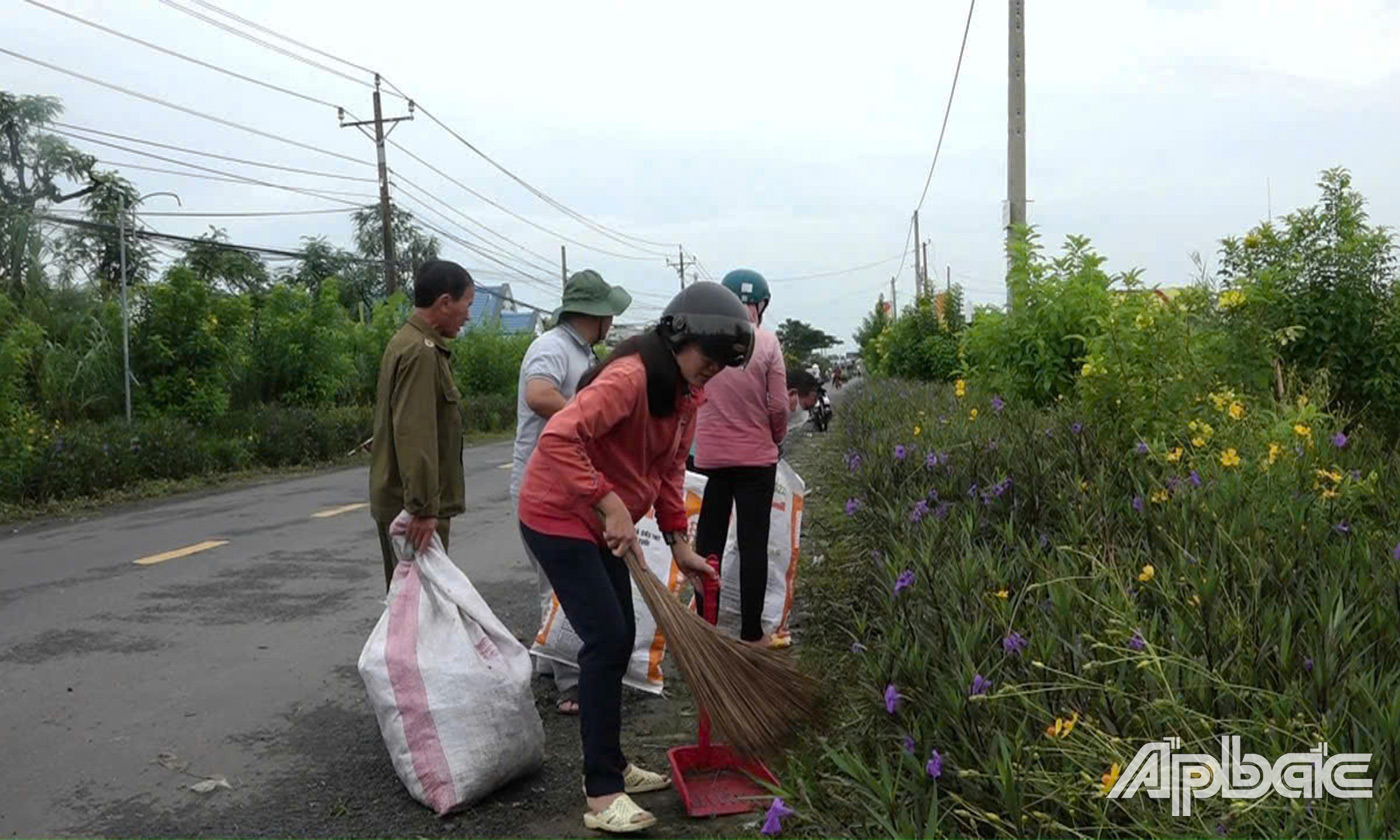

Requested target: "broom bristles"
[{"left": 622, "top": 546, "right": 820, "bottom": 757}]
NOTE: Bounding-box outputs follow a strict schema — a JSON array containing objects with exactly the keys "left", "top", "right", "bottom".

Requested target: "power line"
[
  {"left": 54, "top": 130, "right": 378, "bottom": 206},
  {"left": 51, "top": 123, "right": 376, "bottom": 183},
  {"left": 157, "top": 0, "right": 393, "bottom": 96},
  {"left": 83, "top": 158, "right": 375, "bottom": 201},
  {"left": 914, "top": 0, "right": 977, "bottom": 213},
  {"left": 189, "top": 0, "right": 378, "bottom": 78},
  {"left": 21, "top": 0, "right": 345, "bottom": 112},
  {"left": 410, "top": 214, "right": 561, "bottom": 297},
  {"left": 0, "top": 46, "right": 373, "bottom": 169},
  {"left": 46, "top": 206, "right": 355, "bottom": 219},
  {"left": 37, "top": 212, "right": 374, "bottom": 263},
  {"left": 388, "top": 171, "right": 559, "bottom": 270},
  {"left": 768, "top": 249, "right": 914, "bottom": 283},
  {"left": 386, "top": 142, "right": 658, "bottom": 262},
  {"left": 389, "top": 182, "right": 560, "bottom": 279},
  {"left": 403, "top": 99, "right": 674, "bottom": 255}
]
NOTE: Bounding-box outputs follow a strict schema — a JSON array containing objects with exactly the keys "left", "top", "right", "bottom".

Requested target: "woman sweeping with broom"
[{"left": 516, "top": 282, "right": 755, "bottom": 833}]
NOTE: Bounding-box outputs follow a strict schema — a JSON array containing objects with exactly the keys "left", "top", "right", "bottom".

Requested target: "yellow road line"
[
  {"left": 311, "top": 502, "right": 369, "bottom": 519},
  {"left": 133, "top": 540, "right": 229, "bottom": 566}
]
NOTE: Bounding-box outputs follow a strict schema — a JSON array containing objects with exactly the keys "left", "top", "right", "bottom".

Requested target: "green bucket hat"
[{"left": 554, "top": 269, "right": 632, "bottom": 320}]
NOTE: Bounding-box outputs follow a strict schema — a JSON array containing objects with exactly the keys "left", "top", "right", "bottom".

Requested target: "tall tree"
[
  {"left": 179, "top": 227, "right": 268, "bottom": 294},
  {"left": 344, "top": 202, "right": 440, "bottom": 311},
  {"left": 1, "top": 93, "right": 97, "bottom": 297},
  {"left": 775, "top": 318, "right": 839, "bottom": 368},
  {"left": 56, "top": 170, "right": 152, "bottom": 293}
]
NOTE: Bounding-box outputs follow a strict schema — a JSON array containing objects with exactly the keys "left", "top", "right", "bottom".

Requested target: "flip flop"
[
  {"left": 583, "top": 793, "right": 656, "bottom": 834},
  {"left": 557, "top": 687, "right": 580, "bottom": 716}
]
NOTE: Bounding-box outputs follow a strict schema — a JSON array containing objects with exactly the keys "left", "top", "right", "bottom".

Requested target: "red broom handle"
[{"left": 697, "top": 555, "right": 720, "bottom": 748}]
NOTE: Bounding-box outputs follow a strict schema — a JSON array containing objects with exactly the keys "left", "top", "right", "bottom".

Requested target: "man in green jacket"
[{"left": 370, "top": 259, "right": 475, "bottom": 588}]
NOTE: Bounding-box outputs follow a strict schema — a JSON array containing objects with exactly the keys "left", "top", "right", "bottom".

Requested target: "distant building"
[{"left": 460, "top": 283, "right": 542, "bottom": 337}]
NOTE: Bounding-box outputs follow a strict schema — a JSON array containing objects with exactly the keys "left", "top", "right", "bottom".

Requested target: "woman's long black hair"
[{"left": 578, "top": 327, "right": 739, "bottom": 418}]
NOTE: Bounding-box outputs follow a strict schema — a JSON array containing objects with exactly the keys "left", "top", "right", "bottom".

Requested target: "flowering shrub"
[{"left": 785, "top": 379, "right": 1400, "bottom": 837}]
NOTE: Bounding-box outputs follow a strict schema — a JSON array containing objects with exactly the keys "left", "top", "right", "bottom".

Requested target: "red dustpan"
[{"left": 668, "top": 557, "right": 780, "bottom": 818}]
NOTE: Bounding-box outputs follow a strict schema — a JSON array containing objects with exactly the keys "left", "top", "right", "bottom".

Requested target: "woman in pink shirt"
[{"left": 692, "top": 269, "right": 789, "bottom": 644}]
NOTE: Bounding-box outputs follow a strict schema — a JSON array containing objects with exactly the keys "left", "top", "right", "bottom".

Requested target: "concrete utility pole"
[
  {"left": 666, "top": 246, "right": 696, "bottom": 291},
  {"left": 118, "top": 191, "right": 181, "bottom": 423},
  {"left": 921, "top": 240, "right": 930, "bottom": 300},
  {"left": 560, "top": 245, "right": 568, "bottom": 290},
  {"left": 890, "top": 276, "right": 898, "bottom": 321},
  {"left": 1006, "top": 0, "right": 1026, "bottom": 309},
  {"left": 340, "top": 76, "right": 414, "bottom": 295},
  {"left": 912, "top": 210, "right": 923, "bottom": 297}
]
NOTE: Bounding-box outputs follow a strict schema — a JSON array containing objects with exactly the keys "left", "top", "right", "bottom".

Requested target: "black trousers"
[
  {"left": 693, "top": 463, "right": 778, "bottom": 642},
  {"left": 519, "top": 522, "right": 636, "bottom": 797},
  {"left": 376, "top": 519, "right": 450, "bottom": 591}
]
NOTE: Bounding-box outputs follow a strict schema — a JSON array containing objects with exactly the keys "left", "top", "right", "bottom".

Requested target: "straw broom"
[{"left": 618, "top": 541, "right": 820, "bottom": 757}]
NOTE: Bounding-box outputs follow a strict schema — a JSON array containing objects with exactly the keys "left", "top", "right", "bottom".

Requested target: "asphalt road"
[{"left": 0, "top": 439, "right": 757, "bottom": 839}]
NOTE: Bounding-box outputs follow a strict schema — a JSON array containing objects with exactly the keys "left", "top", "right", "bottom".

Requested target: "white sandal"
[
  {"left": 623, "top": 763, "right": 672, "bottom": 794},
  {"left": 582, "top": 764, "right": 672, "bottom": 797},
  {"left": 583, "top": 793, "right": 656, "bottom": 833}
]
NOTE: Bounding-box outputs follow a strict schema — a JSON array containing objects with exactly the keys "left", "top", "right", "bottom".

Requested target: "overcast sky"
[{"left": 8, "top": 0, "right": 1400, "bottom": 346}]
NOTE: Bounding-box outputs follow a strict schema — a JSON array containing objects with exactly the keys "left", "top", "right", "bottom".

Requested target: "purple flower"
[
  {"left": 1393, "top": 542, "right": 1400, "bottom": 562},
  {"left": 1129, "top": 630, "right": 1145, "bottom": 652},
  {"left": 1071, "top": 422, "right": 1084, "bottom": 435},
  {"left": 895, "top": 569, "right": 915, "bottom": 594},
  {"left": 1332, "top": 431, "right": 1348, "bottom": 448},
  {"left": 871, "top": 549, "right": 883, "bottom": 561},
  {"left": 1167, "top": 475, "right": 1181, "bottom": 492},
  {"left": 991, "top": 395, "right": 1006, "bottom": 413},
  {"left": 1136, "top": 441, "right": 1149, "bottom": 455},
  {"left": 1215, "top": 820, "right": 1228, "bottom": 837},
  {"left": 760, "top": 797, "right": 794, "bottom": 837},
  {"left": 894, "top": 445, "right": 908, "bottom": 461},
  {"left": 967, "top": 483, "right": 979, "bottom": 498},
  {"left": 909, "top": 500, "right": 930, "bottom": 523},
  {"left": 1003, "top": 631, "right": 1028, "bottom": 655},
  {"left": 885, "top": 683, "right": 902, "bottom": 714},
  {"left": 987, "top": 439, "right": 999, "bottom": 451},
  {"left": 1304, "top": 656, "right": 1314, "bottom": 673},
  {"left": 851, "top": 641, "right": 867, "bottom": 654},
  {"left": 845, "top": 498, "right": 862, "bottom": 516},
  {"left": 902, "top": 734, "right": 916, "bottom": 754},
  {"left": 1351, "top": 469, "right": 1361, "bottom": 482},
  {"left": 1335, "top": 521, "right": 1351, "bottom": 536},
  {"left": 1189, "top": 470, "right": 1202, "bottom": 488},
  {"left": 927, "top": 487, "right": 940, "bottom": 502},
  {"left": 926, "top": 749, "right": 943, "bottom": 780},
  {"left": 1038, "top": 532, "right": 1050, "bottom": 549},
  {"left": 933, "top": 502, "right": 951, "bottom": 521},
  {"left": 969, "top": 674, "right": 992, "bottom": 697},
  {"left": 925, "top": 451, "right": 940, "bottom": 469},
  {"left": 1132, "top": 495, "right": 1144, "bottom": 512},
  {"left": 844, "top": 450, "right": 863, "bottom": 471},
  {"left": 993, "top": 477, "right": 1013, "bottom": 497}
]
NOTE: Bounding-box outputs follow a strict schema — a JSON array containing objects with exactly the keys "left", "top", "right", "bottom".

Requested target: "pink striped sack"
[{"left": 358, "top": 513, "right": 545, "bottom": 815}]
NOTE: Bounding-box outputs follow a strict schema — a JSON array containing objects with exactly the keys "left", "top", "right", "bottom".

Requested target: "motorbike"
[{"left": 811, "top": 384, "right": 833, "bottom": 432}]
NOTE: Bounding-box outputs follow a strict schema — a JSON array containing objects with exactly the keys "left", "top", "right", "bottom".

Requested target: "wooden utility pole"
[
  {"left": 1007, "top": 0, "right": 1026, "bottom": 309},
  {"left": 666, "top": 246, "right": 696, "bottom": 291},
  {"left": 560, "top": 245, "right": 568, "bottom": 291},
  {"left": 340, "top": 76, "right": 414, "bottom": 295}
]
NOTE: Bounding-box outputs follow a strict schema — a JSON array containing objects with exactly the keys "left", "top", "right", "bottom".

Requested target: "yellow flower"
[
  {"left": 969, "top": 408, "right": 979, "bottom": 420},
  {"left": 1134, "top": 313, "right": 1154, "bottom": 329},
  {"left": 1138, "top": 564, "right": 1155, "bottom": 583},
  {"left": 1228, "top": 402, "right": 1245, "bottom": 421},
  {"left": 993, "top": 589, "right": 1010, "bottom": 600},
  {"left": 1321, "top": 488, "right": 1340, "bottom": 500},
  {"left": 1314, "top": 469, "right": 1342, "bottom": 484},
  {"left": 1081, "top": 361, "right": 1096, "bottom": 377},
  {"left": 1045, "top": 712, "right": 1079, "bottom": 739},
  {"left": 1079, "top": 479, "right": 1090, "bottom": 494},
  {"left": 1192, "top": 437, "right": 1207, "bottom": 448},
  {"left": 1101, "top": 762, "right": 1122, "bottom": 795},
  {"left": 1191, "top": 594, "right": 1202, "bottom": 607},
  {"left": 1151, "top": 489, "right": 1170, "bottom": 504},
  {"left": 1188, "top": 420, "right": 1199, "bottom": 432},
  {"left": 954, "top": 379, "right": 967, "bottom": 398},
  {"left": 1210, "top": 393, "right": 1228, "bottom": 411},
  {"left": 1267, "top": 442, "right": 1282, "bottom": 464},
  {"left": 1166, "top": 447, "right": 1183, "bottom": 462},
  {"left": 1294, "top": 424, "right": 1312, "bottom": 438},
  {"left": 1219, "top": 289, "right": 1247, "bottom": 309},
  {"left": 1220, "top": 448, "right": 1241, "bottom": 468},
  {"left": 914, "top": 425, "right": 922, "bottom": 437},
  {"left": 1200, "top": 423, "right": 1215, "bottom": 439}
]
